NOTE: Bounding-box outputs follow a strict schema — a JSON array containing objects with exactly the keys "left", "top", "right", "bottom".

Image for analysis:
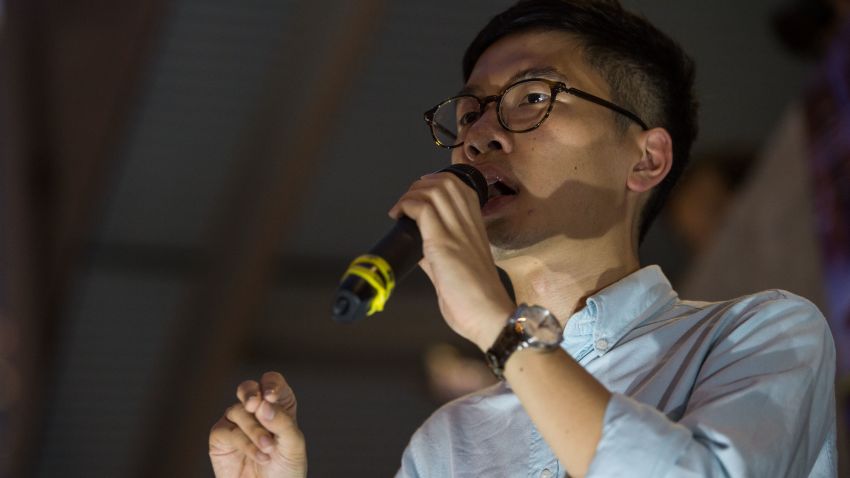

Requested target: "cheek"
[
  {"left": 450, "top": 148, "right": 465, "bottom": 165},
  {"left": 552, "top": 132, "right": 629, "bottom": 189},
  {"left": 523, "top": 133, "right": 607, "bottom": 191}
]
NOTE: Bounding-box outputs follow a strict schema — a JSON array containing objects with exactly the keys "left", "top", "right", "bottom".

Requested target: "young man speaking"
[{"left": 208, "top": 1, "right": 837, "bottom": 476}]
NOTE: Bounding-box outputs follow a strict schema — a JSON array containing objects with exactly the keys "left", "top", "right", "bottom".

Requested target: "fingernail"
[
  {"left": 256, "top": 451, "right": 270, "bottom": 463},
  {"left": 262, "top": 402, "right": 276, "bottom": 421},
  {"left": 259, "top": 434, "right": 274, "bottom": 451}
]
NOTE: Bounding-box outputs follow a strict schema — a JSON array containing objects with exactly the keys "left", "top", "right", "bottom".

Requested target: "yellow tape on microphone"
[{"left": 341, "top": 254, "right": 396, "bottom": 316}]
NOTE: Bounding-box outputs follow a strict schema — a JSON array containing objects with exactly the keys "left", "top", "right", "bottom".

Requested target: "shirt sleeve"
[
  {"left": 586, "top": 293, "right": 837, "bottom": 477},
  {"left": 396, "top": 432, "right": 427, "bottom": 478}
]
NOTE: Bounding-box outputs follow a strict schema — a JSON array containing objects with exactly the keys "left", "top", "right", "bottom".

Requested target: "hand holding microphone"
[{"left": 332, "top": 164, "right": 514, "bottom": 325}]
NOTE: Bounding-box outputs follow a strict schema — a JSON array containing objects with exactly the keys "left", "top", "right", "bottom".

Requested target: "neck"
[{"left": 494, "top": 236, "right": 640, "bottom": 325}]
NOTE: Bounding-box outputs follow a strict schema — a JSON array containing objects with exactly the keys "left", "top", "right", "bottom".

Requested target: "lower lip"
[{"left": 481, "top": 193, "right": 516, "bottom": 217}]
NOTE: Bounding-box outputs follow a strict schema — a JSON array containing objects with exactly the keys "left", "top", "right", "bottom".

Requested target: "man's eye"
[
  {"left": 459, "top": 111, "right": 481, "bottom": 126},
  {"left": 523, "top": 93, "right": 549, "bottom": 104}
]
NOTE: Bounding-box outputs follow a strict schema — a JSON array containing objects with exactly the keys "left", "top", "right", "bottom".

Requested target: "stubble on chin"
[{"left": 486, "top": 217, "right": 538, "bottom": 258}]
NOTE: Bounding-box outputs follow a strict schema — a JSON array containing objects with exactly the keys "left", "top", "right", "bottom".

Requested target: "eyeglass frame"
[{"left": 423, "top": 77, "right": 649, "bottom": 149}]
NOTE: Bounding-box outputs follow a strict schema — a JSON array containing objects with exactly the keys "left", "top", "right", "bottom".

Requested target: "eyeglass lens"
[{"left": 430, "top": 80, "right": 553, "bottom": 147}]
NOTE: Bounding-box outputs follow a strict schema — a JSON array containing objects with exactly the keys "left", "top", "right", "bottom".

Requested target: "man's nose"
[{"left": 461, "top": 107, "right": 512, "bottom": 161}]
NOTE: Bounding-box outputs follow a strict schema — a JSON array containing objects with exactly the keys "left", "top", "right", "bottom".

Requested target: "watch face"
[{"left": 516, "top": 305, "right": 562, "bottom": 346}]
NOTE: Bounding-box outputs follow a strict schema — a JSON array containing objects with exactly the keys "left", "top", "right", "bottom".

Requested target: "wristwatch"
[{"left": 485, "top": 303, "right": 564, "bottom": 380}]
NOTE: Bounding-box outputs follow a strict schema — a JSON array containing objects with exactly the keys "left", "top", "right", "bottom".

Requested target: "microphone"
[{"left": 332, "top": 164, "right": 489, "bottom": 323}]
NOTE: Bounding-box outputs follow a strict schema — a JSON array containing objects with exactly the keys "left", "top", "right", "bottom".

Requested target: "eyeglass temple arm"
[{"left": 566, "top": 88, "right": 649, "bottom": 130}]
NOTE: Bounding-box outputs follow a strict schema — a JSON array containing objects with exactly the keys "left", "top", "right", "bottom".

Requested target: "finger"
[
  {"left": 263, "top": 378, "right": 298, "bottom": 422},
  {"left": 389, "top": 181, "right": 433, "bottom": 219},
  {"left": 426, "top": 175, "right": 493, "bottom": 250},
  {"left": 236, "top": 380, "right": 262, "bottom": 413},
  {"left": 260, "top": 371, "right": 287, "bottom": 403},
  {"left": 225, "top": 403, "right": 277, "bottom": 455},
  {"left": 395, "top": 175, "right": 479, "bottom": 232},
  {"left": 419, "top": 172, "right": 480, "bottom": 212},
  {"left": 389, "top": 173, "right": 467, "bottom": 219},
  {"left": 389, "top": 189, "right": 433, "bottom": 221},
  {"left": 256, "top": 399, "right": 306, "bottom": 459},
  {"left": 430, "top": 173, "right": 482, "bottom": 229},
  {"left": 401, "top": 178, "right": 494, "bottom": 264},
  {"left": 393, "top": 199, "right": 455, "bottom": 246},
  {"left": 210, "top": 416, "right": 271, "bottom": 464}
]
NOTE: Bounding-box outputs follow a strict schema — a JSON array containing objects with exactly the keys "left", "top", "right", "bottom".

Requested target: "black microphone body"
[{"left": 332, "top": 164, "right": 488, "bottom": 323}]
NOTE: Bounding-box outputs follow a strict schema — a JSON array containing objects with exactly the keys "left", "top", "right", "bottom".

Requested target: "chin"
[{"left": 487, "top": 220, "right": 541, "bottom": 255}]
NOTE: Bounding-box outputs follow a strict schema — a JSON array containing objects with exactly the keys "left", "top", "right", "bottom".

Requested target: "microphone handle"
[{"left": 372, "top": 216, "right": 423, "bottom": 282}]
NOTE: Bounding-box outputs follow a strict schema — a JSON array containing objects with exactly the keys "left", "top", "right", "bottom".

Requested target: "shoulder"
[
  {"left": 680, "top": 289, "right": 830, "bottom": 337},
  {"left": 681, "top": 290, "right": 834, "bottom": 374}
]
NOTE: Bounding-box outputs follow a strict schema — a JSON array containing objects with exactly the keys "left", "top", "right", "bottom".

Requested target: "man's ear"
[{"left": 627, "top": 127, "right": 673, "bottom": 193}]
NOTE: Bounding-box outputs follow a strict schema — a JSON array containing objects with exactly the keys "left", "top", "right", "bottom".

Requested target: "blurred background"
[{"left": 1, "top": 0, "right": 848, "bottom": 476}]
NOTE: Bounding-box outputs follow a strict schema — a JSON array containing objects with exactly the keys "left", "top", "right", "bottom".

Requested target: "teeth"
[
  {"left": 487, "top": 180, "right": 517, "bottom": 198},
  {"left": 484, "top": 174, "right": 517, "bottom": 197}
]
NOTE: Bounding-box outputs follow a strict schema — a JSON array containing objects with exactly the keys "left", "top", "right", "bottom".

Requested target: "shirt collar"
[{"left": 563, "top": 265, "right": 678, "bottom": 355}]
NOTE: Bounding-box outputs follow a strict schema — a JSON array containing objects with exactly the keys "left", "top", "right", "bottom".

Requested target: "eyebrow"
[{"left": 458, "top": 67, "right": 569, "bottom": 96}]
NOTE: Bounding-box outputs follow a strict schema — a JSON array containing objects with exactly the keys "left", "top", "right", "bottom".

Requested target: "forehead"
[{"left": 465, "top": 30, "right": 609, "bottom": 96}]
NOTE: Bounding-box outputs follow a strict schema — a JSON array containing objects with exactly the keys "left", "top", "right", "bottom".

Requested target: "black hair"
[{"left": 463, "top": 0, "right": 699, "bottom": 242}]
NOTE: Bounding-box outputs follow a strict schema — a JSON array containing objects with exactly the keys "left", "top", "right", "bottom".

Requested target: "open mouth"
[{"left": 487, "top": 179, "right": 518, "bottom": 201}]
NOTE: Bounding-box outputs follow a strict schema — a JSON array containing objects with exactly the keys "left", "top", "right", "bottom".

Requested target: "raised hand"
[
  {"left": 389, "top": 171, "right": 515, "bottom": 352},
  {"left": 209, "top": 371, "right": 307, "bottom": 478}
]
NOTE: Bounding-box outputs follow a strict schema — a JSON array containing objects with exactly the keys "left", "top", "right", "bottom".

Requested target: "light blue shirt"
[{"left": 397, "top": 266, "right": 836, "bottom": 477}]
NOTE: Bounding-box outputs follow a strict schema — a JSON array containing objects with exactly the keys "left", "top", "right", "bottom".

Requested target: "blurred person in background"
[
  {"left": 666, "top": 151, "right": 754, "bottom": 258},
  {"left": 682, "top": 0, "right": 850, "bottom": 470},
  {"left": 208, "top": 1, "right": 837, "bottom": 477}
]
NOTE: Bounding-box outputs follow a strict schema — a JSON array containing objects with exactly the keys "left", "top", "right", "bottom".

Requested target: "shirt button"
[
  {"left": 595, "top": 338, "right": 609, "bottom": 351},
  {"left": 540, "top": 469, "right": 553, "bottom": 478}
]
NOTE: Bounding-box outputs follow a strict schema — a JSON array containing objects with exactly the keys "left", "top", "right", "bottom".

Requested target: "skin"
[
  {"left": 209, "top": 371, "right": 307, "bottom": 478},
  {"left": 209, "top": 29, "right": 673, "bottom": 478}
]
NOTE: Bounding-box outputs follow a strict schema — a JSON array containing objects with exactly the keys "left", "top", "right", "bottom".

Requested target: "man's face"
[{"left": 452, "top": 30, "right": 643, "bottom": 258}]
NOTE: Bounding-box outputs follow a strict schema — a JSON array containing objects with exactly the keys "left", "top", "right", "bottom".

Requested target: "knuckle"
[
  {"left": 442, "top": 175, "right": 461, "bottom": 191},
  {"left": 214, "top": 422, "right": 241, "bottom": 443},
  {"left": 209, "top": 419, "right": 227, "bottom": 437},
  {"left": 249, "top": 423, "right": 271, "bottom": 442},
  {"left": 236, "top": 380, "right": 258, "bottom": 399},
  {"left": 225, "top": 403, "right": 243, "bottom": 421},
  {"left": 420, "top": 206, "right": 439, "bottom": 221},
  {"left": 236, "top": 435, "right": 255, "bottom": 454},
  {"left": 261, "top": 371, "right": 283, "bottom": 390}
]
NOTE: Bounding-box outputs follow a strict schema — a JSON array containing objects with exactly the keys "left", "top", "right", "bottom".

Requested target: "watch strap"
[{"left": 485, "top": 318, "right": 526, "bottom": 380}]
